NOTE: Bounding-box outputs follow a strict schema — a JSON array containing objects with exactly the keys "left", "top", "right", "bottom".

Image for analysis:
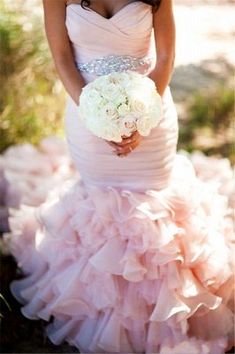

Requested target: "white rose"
[
  {"left": 119, "top": 113, "right": 138, "bottom": 137},
  {"left": 94, "top": 76, "right": 109, "bottom": 89},
  {"left": 136, "top": 116, "right": 152, "bottom": 136},
  {"left": 101, "top": 103, "right": 119, "bottom": 121},
  {"left": 117, "top": 102, "right": 130, "bottom": 116},
  {"left": 119, "top": 72, "right": 136, "bottom": 89},
  {"left": 100, "top": 121, "right": 122, "bottom": 142},
  {"left": 101, "top": 83, "right": 123, "bottom": 101},
  {"left": 80, "top": 88, "right": 105, "bottom": 110},
  {"left": 128, "top": 84, "right": 152, "bottom": 103},
  {"left": 130, "top": 99, "right": 148, "bottom": 115},
  {"left": 107, "top": 72, "right": 128, "bottom": 85},
  {"left": 148, "top": 93, "right": 163, "bottom": 125}
]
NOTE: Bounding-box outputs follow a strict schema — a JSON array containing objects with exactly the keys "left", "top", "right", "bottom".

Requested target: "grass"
[
  {"left": 0, "top": 0, "right": 65, "bottom": 153},
  {"left": 178, "top": 84, "right": 235, "bottom": 163}
]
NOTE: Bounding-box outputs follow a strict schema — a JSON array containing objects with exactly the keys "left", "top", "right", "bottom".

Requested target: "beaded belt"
[{"left": 76, "top": 55, "right": 152, "bottom": 76}]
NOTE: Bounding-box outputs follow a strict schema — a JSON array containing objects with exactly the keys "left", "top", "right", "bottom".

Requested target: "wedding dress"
[{"left": 5, "top": 2, "right": 234, "bottom": 353}]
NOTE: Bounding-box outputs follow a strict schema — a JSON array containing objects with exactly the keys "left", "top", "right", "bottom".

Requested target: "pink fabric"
[{"left": 3, "top": 3, "right": 234, "bottom": 353}]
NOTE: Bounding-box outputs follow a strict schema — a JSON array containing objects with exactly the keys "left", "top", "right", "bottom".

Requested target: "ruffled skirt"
[{"left": 4, "top": 151, "right": 235, "bottom": 354}]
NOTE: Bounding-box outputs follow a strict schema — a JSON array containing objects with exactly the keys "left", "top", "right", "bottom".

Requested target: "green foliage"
[
  {"left": 0, "top": 0, "right": 65, "bottom": 152},
  {"left": 187, "top": 85, "right": 234, "bottom": 129},
  {"left": 179, "top": 84, "right": 235, "bottom": 162}
]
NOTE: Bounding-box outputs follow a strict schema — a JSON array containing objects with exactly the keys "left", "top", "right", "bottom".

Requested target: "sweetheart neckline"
[{"left": 66, "top": 1, "right": 142, "bottom": 21}]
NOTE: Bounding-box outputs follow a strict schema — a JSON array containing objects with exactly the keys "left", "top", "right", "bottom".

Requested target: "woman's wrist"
[
  {"left": 149, "top": 71, "right": 167, "bottom": 97},
  {"left": 69, "top": 80, "right": 85, "bottom": 106},
  {"left": 149, "top": 59, "right": 174, "bottom": 97}
]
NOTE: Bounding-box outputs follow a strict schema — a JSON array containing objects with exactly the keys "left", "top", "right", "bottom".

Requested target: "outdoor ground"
[{"left": 0, "top": 2, "right": 234, "bottom": 353}]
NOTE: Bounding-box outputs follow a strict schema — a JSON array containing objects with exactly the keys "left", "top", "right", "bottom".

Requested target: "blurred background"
[{"left": 0, "top": 0, "right": 234, "bottom": 352}]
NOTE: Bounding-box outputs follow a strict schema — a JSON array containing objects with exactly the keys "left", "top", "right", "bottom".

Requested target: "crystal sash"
[{"left": 76, "top": 55, "right": 153, "bottom": 76}]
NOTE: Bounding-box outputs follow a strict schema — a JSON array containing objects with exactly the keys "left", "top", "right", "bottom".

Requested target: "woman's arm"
[
  {"left": 42, "top": 0, "right": 85, "bottom": 105},
  {"left": 149, "top": 0, "right": 176, "bottom": 96}
]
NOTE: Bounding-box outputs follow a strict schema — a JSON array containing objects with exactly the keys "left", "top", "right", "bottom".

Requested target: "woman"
[{"left": 6, "top": 0, "right": 234, "bottom": 353}]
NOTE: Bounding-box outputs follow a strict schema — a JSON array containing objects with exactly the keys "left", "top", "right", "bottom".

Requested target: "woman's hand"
[{"left": 107, "top": 131, "right": 142, "bottom": 157}]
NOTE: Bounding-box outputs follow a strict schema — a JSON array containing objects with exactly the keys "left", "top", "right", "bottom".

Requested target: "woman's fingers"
[
  {"left": 116, "top": 138, "right": 141, "bottom": 156},
  {"left": 117, "top": 131, "right": 140, "bottom": 146},
  {"left": 118, "top": 132, "right": 139, "bottom": 145},
  {"left": 108, "top": 131, "right": 140, "bottom": 148},
  {"left": 116, "top": 139, "right": 139, "bottom": 152},
  {"left": 108, "top": 139, "right": 132, "bottom": 149},
  {"left": 106, "top": 131, "right": 142, "bottom": 156}
]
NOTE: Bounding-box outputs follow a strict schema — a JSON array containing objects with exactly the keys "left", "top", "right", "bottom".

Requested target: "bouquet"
[{"left": 78, "top": 71, "right": 163, "bottom": 142}]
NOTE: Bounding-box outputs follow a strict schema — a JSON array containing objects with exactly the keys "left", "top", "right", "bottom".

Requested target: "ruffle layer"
[
  {"left": 0, "top": 137, "right": 76, "bottom": 210},
  {"left": 4, "top": 151, "right": 235, "bottom": 354}
]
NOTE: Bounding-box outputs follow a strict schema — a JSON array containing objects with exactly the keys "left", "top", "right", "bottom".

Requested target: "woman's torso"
[{"left": 64, "top": 1, "right": 178, "bottom": 191}]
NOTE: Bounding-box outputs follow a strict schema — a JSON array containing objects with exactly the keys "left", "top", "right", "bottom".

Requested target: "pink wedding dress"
[{"left": 5, "top": 2, "right": 234, "bottom": 353}]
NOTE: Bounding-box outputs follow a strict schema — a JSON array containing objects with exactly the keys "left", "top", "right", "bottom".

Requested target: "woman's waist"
[
  {"left": 65, "top": 123, "right": 177, "bottom": 186},
  {"left": 71, "top": 39, "right": 156, "bottom": 81},
  {"left": 76, "top": 53, "right": 156, "bottom": 79},
  {"left": 67, "top": 139, "right": 176, "bottom": 191}
]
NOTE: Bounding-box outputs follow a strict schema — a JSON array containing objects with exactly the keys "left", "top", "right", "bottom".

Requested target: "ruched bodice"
[
  {"left": 65, "top": 1, "right": 178, "bottom": 190},
  {"left": 65, "top": 2, "right": 155, "bottom": 66}
]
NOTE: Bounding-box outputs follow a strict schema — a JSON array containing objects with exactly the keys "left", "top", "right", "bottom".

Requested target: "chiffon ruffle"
[{"left": 3, "top": 139, "right": 234, "bottom": 354}]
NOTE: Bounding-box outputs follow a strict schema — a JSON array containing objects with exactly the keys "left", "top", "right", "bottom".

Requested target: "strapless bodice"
[
  {"left": 65, "top": 2, "right": 156, "bottom": 82},
  {"left": 64, "top": 2, "right": 179, "bottom": 191}
]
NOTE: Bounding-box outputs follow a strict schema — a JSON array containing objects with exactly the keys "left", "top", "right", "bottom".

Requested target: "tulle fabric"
[{"left": 3, "top": 146, "right": 234, "bottom": 353}]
